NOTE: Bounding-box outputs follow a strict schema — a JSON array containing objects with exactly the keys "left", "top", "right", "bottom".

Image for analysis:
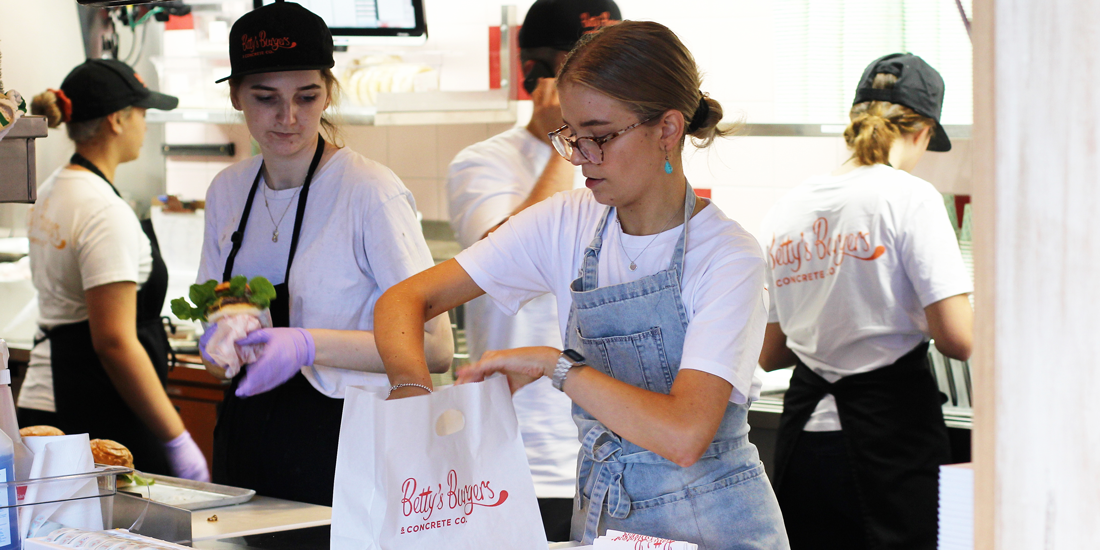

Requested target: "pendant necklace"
[
  {"left": 262, "top": 180, "right": 302, "bottom": 243},
  {"left": 616, "top": 205, "right": 682, "bottom": 271}
]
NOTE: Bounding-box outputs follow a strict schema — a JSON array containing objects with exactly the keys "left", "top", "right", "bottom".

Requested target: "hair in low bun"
[
  {"left": 844, "top": 113, "right": 899, "bottom": 166},
  {"left": 558, "top": 21, "right": 737, "bottom": 150},
  {"left": 687, "top": 95, "right": 732, "bottom": 148},
  {"left": 844, "top": 72, "right": 937, "bottom": 166},
  {"left": 31, "top": 90, "right": 64, "bottom": 128}
]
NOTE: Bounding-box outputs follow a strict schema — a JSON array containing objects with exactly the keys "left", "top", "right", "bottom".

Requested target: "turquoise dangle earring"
[{"left": 663, "top": 152, "right": 673, "bottom": 175}]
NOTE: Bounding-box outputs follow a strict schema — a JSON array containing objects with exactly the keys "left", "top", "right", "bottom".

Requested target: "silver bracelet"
[{"left": 388, "top": 383, "right": 433, "bottom": 397}]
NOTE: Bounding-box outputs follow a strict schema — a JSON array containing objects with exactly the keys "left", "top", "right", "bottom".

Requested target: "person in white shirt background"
[
  {"left": 758, "top": 54, "right": 974, "bottom": 550},
  {"left": 196, "top": 1, "right": 452, "bottom": 506},
  {"left": 22, "top": 59, "right": 208, "bottom": 481},
  {"left": 445, "top": 0, "right": 619, "bottom": 541},
  {"left": 377, "top": 20, "right": 789, "bottom": 549}
]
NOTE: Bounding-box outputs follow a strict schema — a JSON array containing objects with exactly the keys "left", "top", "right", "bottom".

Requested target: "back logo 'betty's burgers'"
[{"left": 241, "top": 31, "right": 297, "bottom": 59}]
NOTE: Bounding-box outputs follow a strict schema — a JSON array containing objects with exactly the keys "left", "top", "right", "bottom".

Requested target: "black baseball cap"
[
  {"left": 853, "top": 53, "right": 950, "bottom": 152},
  {"left": 60, "top": 59, "right": 177, "bottom": 123},
  {"left": 216, "top": 1, "right": 334, "bottom": 84},
  {"left": 519, "top": 0, "right": 622, "bottom": 52}
]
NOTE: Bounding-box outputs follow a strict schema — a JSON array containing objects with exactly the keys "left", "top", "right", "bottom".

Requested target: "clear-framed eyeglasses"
[{"left": 548, "top": 116, "right": 655, "bottom": 164}]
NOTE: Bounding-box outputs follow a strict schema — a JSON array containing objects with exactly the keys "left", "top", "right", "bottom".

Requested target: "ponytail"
[
  {"left": 844, "top": 73, "right": 936, "bottom": 166},
  {"left": 32, "top": 88, "right": 107, "bottom": 144}
]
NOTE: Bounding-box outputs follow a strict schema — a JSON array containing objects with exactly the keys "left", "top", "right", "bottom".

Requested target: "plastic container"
[
  {"left": 0, "top": 341, "right": 32, "bottom": 483},
  {"left": 0, "top": 430, "right": 19, "bottom": 549}
]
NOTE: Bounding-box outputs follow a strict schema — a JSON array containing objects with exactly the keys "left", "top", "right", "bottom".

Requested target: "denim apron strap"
[{"left": 577, "top": 184, "right": 697, "bottom": 293}]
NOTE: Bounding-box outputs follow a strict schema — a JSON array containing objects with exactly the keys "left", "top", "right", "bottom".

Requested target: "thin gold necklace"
[
  {"left": 615, "top": 205, "right": 682, "bottom": 271},
  {"left": 262, "top": 180, "right": 301, "bottom": 243}
]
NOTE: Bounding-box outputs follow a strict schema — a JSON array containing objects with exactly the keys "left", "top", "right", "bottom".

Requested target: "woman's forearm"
[
  {"left": 564, "top": 367, "right": 731, "bottom": 467},
  {"left": 307, "top": 316, "right": 453, "bottom": 374},
  {"left": 96, "top": 338, "right": 185, "bottom": 442},
  {"left": 375, "top": 260, "right": 485, "bottom": 398},
  {"left": 463, "top": 345, "right": 732, "bottom": 468},
  {"left": 86, "top": 281, "right": 184, "bottom": 443},
  {"left": 373, "top": 283, "right": 436, "bottom": 393}
]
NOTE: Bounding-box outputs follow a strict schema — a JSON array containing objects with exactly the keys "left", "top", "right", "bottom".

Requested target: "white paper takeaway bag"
[{"left": 330, "top": 376, "right": 548, "bottom": 550}]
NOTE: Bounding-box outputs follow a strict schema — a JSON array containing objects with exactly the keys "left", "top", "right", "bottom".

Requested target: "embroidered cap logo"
[
  {"left": 241, "top": 30, "right": 298, "bottom": 59},
  {"left": 579, "top": 11, "right": 618, "bottom": 34}
]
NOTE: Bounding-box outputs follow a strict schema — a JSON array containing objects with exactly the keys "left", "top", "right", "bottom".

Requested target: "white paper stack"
[
  {"left": 593, "top": 530, "right": 697, "bottom": 550},
  {"left": 938, "top": 463, "right": 974, "bottom": 550}
]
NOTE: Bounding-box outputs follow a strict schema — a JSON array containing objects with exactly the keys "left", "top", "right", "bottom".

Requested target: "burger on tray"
[{"left": 171, "top": 275, "right": 276, "bottom": 377}]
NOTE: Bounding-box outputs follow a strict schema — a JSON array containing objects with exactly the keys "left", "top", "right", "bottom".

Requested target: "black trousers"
[
  {"left": 213, "top": 372, "right": 343, "bottom": 506},
  {"left": 16, "top": 408, "right": 61, "bottom": 430},
  {"left": 777, "top": 431, "right": 867, "bottom": 550},
  {"left": 538, "top": 497, "right": 573, "bottom": 542}
]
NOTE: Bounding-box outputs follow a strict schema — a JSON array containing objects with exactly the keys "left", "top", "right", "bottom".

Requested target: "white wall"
[{"left": 0, "top": 0, "right": 87, "bottom": 233}]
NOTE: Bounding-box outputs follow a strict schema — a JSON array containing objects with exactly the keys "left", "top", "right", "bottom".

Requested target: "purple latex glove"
[
  {"left": 198, "top": 322, "right": 223, "bottom": 368},
  {"left": 234, "top": 327, "right": 315, "bottom": 397},
  {"left": 163, "top": 430, "right": 210, "bottom": 482}
]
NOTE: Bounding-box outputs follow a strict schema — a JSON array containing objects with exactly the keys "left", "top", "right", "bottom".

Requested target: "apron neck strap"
[
  {"left": 70, "top": 154, "right": 122, "bottom": 199},
  {"left": 222, "top": 133, "right": 326, "bottom": 283},
  {"left": 579, "top": 182, "right": 697, "bottom": 290}
]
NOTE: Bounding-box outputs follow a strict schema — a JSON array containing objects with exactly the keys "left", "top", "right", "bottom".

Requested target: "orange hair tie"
[{"left": 49, "top": 89, "right": 73, "bottom": 123}]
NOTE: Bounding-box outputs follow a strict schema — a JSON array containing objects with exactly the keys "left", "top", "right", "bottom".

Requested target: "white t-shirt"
[
  {"left": 760, "top": 164, "right": 972, "bottom": 431},
  {"left": 20, "top": 167, "right": 154, "bottom": 413},
  {"left": 455, "top": 189, "right": 768, "bottom": 405},
  {"left": 446, "top": 127, "right": 584, "bottom": 498},
  {"left": 197, "top": 148, "right": 434, "bottom": 398}
]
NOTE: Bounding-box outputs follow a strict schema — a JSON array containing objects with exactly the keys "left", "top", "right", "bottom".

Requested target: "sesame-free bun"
[
  {"left": 19, "top": 425, "right": 65, "bottom": 437},
  {"left": 90, "top": 439, "right": 134, "bottom": 469},
  {"left": 207, "top": 302, "right": 264, "bottom": 324}
]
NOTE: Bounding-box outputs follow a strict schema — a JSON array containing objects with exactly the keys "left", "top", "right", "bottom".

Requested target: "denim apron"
[{"left": 566, "top": 187, "right": 789, "bottom": 549}]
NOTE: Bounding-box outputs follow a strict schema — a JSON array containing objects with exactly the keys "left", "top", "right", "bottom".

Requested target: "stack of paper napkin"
[
  {"left": 593, "top": 530, "right": 698, "bottom": 550},
  {"left": 938, "top": 463, "right": 974, "bottom": 550}
]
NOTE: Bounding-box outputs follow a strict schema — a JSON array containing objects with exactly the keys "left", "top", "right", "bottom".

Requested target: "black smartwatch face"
[{"left": 562, "top": 349, "right": 585, "bottom": 363}]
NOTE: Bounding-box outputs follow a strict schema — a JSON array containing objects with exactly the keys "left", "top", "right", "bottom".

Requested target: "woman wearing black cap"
[
  {"left": 196, "top": 1, "right": 452, "bottom": 506},
  {"left": 759, "top": 53, "right": 973, "bottom": 550},
  {"left": 21, "top": 59, "right": 209, "bottom": 481}
]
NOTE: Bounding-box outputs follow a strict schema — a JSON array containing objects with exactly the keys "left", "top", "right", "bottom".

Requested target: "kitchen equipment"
[{"left": 119, "top": 475, "right": 254, "bottom": 511}]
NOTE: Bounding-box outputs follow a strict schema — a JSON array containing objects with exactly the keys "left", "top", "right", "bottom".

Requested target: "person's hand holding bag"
[
  {"left": 234, "top": 328, "right": 315, "bottom": 397},
  {"left": 455, "top": 346, "right": 559, "bottom": 393}
]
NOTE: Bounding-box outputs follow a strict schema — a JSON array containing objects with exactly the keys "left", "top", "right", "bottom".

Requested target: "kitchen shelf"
[
  {"left": 147, "top": 91, "right": 517, "bottom": 127},
  {"left": 722, "top": 123, "right": 972, "bottom": 139}
]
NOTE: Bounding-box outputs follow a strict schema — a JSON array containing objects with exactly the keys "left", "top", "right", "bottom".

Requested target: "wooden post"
[{"left": 972, "top": 0, "right": 1100, "bottom": 548}]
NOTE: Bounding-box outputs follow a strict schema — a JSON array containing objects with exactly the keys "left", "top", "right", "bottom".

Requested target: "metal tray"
[{"left": 119, "top": 474, "right": 255, "bottom": 511}]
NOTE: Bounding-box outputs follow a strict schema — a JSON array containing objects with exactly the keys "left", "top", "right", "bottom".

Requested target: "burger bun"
[
  {"left": 208, "top": 303, "right": 265, "bottom": 324},
  {"left": 90, "top": 439, "right": 134, "bottom": 469},
  {"left": 19, "top": 425, "right": 65, "bottom": 437}
]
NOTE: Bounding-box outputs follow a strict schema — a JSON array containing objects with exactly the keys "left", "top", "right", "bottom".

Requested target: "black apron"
[
  {"left": 43, "top": 154, "right": 173, "bottom": 475},
  {"left": 211, "top": 134, "right": 344, "bottom": 506},
  {"left": 773, "top": 342, "right": 950, "bottom": 550}
]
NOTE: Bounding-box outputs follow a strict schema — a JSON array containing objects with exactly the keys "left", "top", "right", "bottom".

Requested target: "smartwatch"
[{"left": 552, "top": 349, "right": 585, "bottom": 392}]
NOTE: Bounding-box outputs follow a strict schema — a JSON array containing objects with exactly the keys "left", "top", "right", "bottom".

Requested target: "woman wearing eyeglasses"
[{"left": 375, "top": 21, "right": 787, "bottom": 549}]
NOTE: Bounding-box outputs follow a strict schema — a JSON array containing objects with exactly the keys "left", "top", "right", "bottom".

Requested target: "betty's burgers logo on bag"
[{"left": 398, "top": 470, "right": 509, "bottom": 535}]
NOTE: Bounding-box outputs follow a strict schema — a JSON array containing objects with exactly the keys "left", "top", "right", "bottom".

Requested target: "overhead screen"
[{"left": 254, "top": 0, "right": 426, "bottom": 44}]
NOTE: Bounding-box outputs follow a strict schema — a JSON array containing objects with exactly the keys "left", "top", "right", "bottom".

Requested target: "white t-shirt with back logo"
[
  {"left": 20, "top": 167, "right": 154, "bottom": 413},
  {"left": 760, "top": 164, "right": 972, "bottom": 431}
]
